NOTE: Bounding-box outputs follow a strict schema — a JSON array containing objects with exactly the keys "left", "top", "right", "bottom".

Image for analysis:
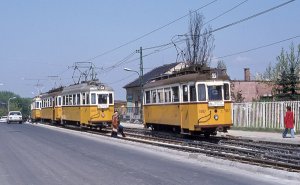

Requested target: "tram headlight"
[{"left": 214, "top": 114, "right": 219, "bottom": 120}]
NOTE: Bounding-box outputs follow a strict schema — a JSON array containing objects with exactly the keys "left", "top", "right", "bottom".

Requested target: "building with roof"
[{"left": 231, "top": 68, "right": 273, "bottom": 102}]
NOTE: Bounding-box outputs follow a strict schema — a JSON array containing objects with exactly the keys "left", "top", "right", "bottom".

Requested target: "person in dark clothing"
[{"left": 111, "top": 111, "right": 126, "bottom": 137}]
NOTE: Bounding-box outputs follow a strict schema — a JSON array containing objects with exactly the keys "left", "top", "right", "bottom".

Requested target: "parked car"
[
  {"left": 7, "top": 111, "right": 23, "bottom": 124},
  {"left": 0, "top": 116, "right": 8, "bottom": 123}
]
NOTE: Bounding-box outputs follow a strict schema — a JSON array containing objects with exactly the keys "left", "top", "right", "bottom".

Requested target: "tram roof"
[
  {"left": 61, "top": 80, "right": 113, "bottom": 95},
  {"left": 144, "top": 68, "right": 230, "bottom": 89},
  {"left": 40, "top": 86, "right": 64, "bottom": 98}
]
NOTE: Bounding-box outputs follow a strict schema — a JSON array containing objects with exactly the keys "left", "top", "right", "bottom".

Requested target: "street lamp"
[
  {"left": 8, "top": 97, "right": 16, "bottom": 113},
  {"left": 124, "top": 68, "right": 143, "bottom": 122}
]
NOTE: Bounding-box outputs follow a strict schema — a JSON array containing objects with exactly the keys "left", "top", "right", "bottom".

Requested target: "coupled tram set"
[
  {"left": 31, "top": 80, "right": 115, "bottom": 129},
  {"left": 31, "top": 67, "right": 233, "bottom": 137}
]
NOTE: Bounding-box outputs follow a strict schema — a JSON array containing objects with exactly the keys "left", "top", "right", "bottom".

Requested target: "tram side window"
[
  {"left": 164, "top": 88, "right": 171, "bottom": 103},
  {"left": 82, "top": 93, "right": 86, "bottom": 105},
  {"left": 189, "top": 85, "right": 196, "bottom": 102},
  {"left": 157, "top": 89, "right": 164, "bottom": 103},
  {"left": 76, "top": 94, "right": 80, "bottom": 105},
  {"left": 58, "top": 97, "right": 62, "bottom": 106},
  {"left": 70, "top": 95, "right": 73, "bottom": 105},
  {"left": 182, "top": 85, "right": 188, "bottom": 102},
  {"left": 151, "top": 90, "right": 157, "bottom": 103},
  {"left": 73, "top": 94, "right": 76, "bottom": 105},
  {"left": 171, "top": 86, "right": 179, "bottom": 102},
  {"left": 224, "top": 83, "right": 230, "bottom": 100},
  {"left": 198, "top": 84, "right": 206, "bottom": 101},
  {"left": 66, "top": 95, "right": 70, "bottom": 105},
  {"left": 109, "top": 93, "right": 113, "bottom": 104},
  {"left": 98, "top": 94, "right": 108, "bottom": 104},
  {"left": 62, "top": 96, "right": 65, "bottom": 105},
  {"left": 86, "top": 93, "right": 90, "bottom": 104},
  {"left": 145, "top": 91, "right": 150, "bottom": 104},
  {"left": 91, "top": 93, "right": 96, "bottom": 104}
]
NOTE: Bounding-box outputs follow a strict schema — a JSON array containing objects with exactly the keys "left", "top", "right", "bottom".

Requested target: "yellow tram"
[
  {"left": 143, "top": 68, "right": 232, "bottom": 137},
  {"left": 30, "top": 95, "right": 42, "bottom": 122},
  {"left": 40, "top": 87, "right": 63, "bottom": 124},
  {"left": 61, "top": 80, "right": 114, "bottom": 129}
]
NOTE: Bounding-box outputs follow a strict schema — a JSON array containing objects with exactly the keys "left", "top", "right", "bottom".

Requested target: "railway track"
[
  {"left": 122, "top": 127, "right": 300, "bottom": 172},
  {"left": 37, "top": 123, "right": 300, "bottom": 172}
]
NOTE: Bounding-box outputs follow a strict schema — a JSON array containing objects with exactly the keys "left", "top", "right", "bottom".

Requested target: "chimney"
[{"left": 244, "top": 68, "right": 250, "bottom": 81}]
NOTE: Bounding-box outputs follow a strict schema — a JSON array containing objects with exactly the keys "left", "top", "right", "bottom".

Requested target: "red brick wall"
[{"left": 232, "top": 81, "right": 273, "bottom": 102}]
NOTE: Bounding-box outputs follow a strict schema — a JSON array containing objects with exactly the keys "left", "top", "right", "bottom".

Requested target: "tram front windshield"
[
  {"left": 207, "top": 85, "right": 222, "bottom": 101},
  {"left": 98, "top": 94, "right": 108, "bottom": 104}
]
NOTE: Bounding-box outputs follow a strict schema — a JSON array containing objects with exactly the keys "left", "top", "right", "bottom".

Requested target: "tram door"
[
  {"left": 180, "top": 85, "right": 190, "bottom": 131},
  {"left": 52, "top": 97, "right": 55, "bottom": 122}
]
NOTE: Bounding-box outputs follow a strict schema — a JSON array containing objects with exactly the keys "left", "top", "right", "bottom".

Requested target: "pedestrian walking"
[
  {"left": 111, "top": 111, "right": 126, "bottom": 138},
  {"left": 282, "top": 106, "right": 295, "bottom": 138}
]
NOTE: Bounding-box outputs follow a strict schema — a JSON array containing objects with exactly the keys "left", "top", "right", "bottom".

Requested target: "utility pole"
[{"left": 137, "top": 47, "right": 144, "bottom": 122}]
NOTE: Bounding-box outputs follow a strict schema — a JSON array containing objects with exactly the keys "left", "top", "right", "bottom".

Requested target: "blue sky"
[{"left": 0, "top": 0, "right": 299, "bottom": 100}]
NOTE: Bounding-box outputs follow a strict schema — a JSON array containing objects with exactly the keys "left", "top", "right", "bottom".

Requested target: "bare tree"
[
  {"left": 216, "top": 60, "right": 227, "bottom": 70},
  {"left": 185, "top": 12, "right": 214, "bottom": 67}
]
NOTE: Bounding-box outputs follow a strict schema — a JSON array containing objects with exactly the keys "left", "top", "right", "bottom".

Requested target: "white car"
[
  {"left": 0, "top": 116, "right": 8, "bottom": 123},
  {"left": 7, "top": 111, "right": 23, "bottom": 124}
]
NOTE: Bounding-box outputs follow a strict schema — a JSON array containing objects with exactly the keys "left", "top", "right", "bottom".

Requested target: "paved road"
[{"left": 0, "top": 123, "right": 295, "bottom": 185}]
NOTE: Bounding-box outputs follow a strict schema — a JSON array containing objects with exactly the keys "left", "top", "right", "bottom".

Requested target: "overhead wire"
[
  {"left": 77, "top": 0, "right": 219, "bottom": 63},
  {"left": 211, "top": 0, "right": 295, "bottom": 33},
  {"left": 64, "top": 0, "right": 296, "bottom": 82},
  {"left": 128, "top": 0, "right": 296, "bottom": 64},
  {"left": 63, "top": 0, "right": 249, "bottom": 76},
  {"left": 144, "top": 0, "right": 294, "bottom": 53},
  {"left": 214, "top": 35, "right": 300, "bottom": 60}
]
